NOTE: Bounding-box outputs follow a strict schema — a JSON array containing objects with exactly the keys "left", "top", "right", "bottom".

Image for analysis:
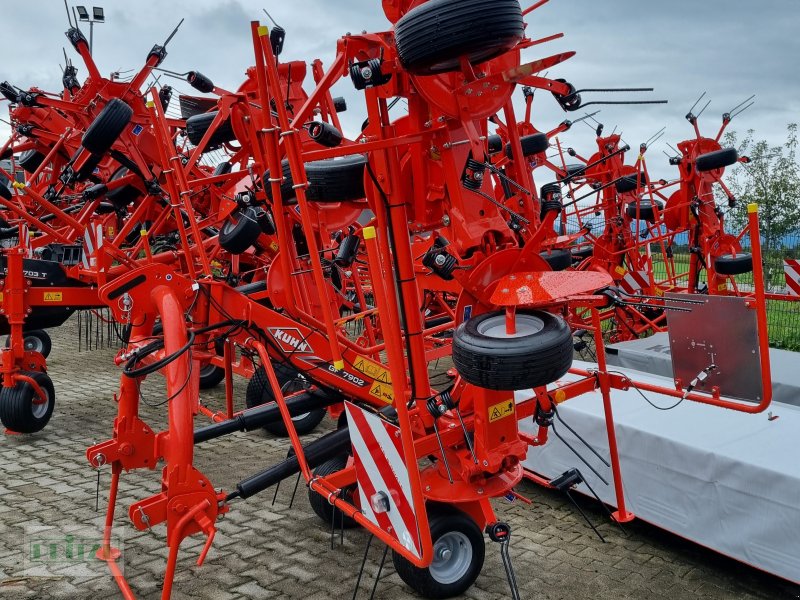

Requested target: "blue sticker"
[
  {"left": 131, "top": 124, "right": 143, "bottom": 136},
  {"left": 504, "top": 492, "right": 516, "bottom": 503},
  {"left": 463, "top": 305, "right": 473, "bottom": 322}
]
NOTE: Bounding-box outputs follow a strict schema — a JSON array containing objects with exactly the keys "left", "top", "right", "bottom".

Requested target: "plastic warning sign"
[
  {"left": 353, "top": 357, "right": 392, "bottom": 384},
  {"left": 488, "top": 399, "right": 515, "bottom": 422}
]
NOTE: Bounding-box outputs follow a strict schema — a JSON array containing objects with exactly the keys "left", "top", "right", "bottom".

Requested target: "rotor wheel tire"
[
  {"left": 198, "top": 363, "right": 225, "bottom": 389},
  {"left": 263, "top": 160, "right": 297, "bottom": 204},
  {"left": 185, "top": 111, "right": 236, "bottom": 149},
  {"left": 714, "top": 253, "right": 753, "bottom": 276},
  {"left": 245, "top": 364, "right": 326, "bottom": 436},
  {"left": 571, "top": 246, "right": 593, "bottom": 262},
  {"left": 453, "top": 309, "right": 573, "bottom": 391},
  {"left": 0, "top": 370, "right": 55, "bottom": 433},
  {"left": 395, "top": 0, "right": 524, "bottom": 75},
  {"left": 219, "top": 207, "right": 261, "bottom": 255},
  {"left": 18, "top": 149, "right": 46, "bottom": 173},
  {"left": 82, "top": 99, "right": 134, "bottom": 155},
  {"left": 266, "top": 155, "right": 367, "bottom": 203},
  {"left": 561, "top": 163, "right": 587, "bottom": 180},
  {"left": 393, "top": 507, "right": 485, "bottom": 599},
  {"left": 696, "top": 147, "right": 738, "bottom": 173},
  {"left": 308, "top": 454, "right": 359, "bottom": 529},
  {"left": 106, "top": 167, "right": 143, "bottom": 208},
  {"left": 5, "top": 330, "right": 52, "bottom": 358},
  {"left": 625, "top": 199, "right": 664, "bottom": 223},
  {"left": 616, "top": 173, "right": 646, "bottom": 194},
  {"left": 540, "top": 249, "right": 572, "bottom": 271},
  {"left": 505, "top": 133, "right": 550, "bottom": 159}
]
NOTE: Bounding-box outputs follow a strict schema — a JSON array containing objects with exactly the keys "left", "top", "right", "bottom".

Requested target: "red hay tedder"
[{"left": 0, "top": 0, "right": 786, "bottom": 598}]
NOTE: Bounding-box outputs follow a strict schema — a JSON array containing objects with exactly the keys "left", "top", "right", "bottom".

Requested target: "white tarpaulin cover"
[{"left": 521, "top": 361, "right": 800, "bottom": 583}]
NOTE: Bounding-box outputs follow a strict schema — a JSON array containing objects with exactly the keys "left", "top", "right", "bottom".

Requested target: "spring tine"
[
  {"left": 288, "top": 472, "right": 301, "bottom": 509},
  {"left": 432, "top": 421, "right": 454, "bottom": 484},
  {"left": 499, "top": 539, "right": 521, "bottom": 600},
  {"left": 271, "top": 480, "right": 281, "bottom": 506},
  {"left": 727, "top": 94, "right": 756, "bottom": 116},
  {"left": 455, "top": 407, "right": 478, "bottom": 464},
  {"left": 731, "top": 101, "right": 755, "bottom": 120},
  {"left": 368, "top": 545, "right": 389, "bottom": 600},
  {"left": 696, "top": 98, "right": 711, "bottom": 120},
  {"left": 352, "top": 535, "right": 373, "bottom": 600},
  {"left": 688, "top": 91, "right": 707, "bottom": 116},
  {"left": 565, "top": 490, "right": 605, "bottom": 543}
]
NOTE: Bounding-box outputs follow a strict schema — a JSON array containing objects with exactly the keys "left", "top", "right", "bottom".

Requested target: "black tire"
[
  {"left": 213, "top": 161, "right": 233, "bottom": 176},
  {"left": 696, "top": 147, "right": 738, "bottom": 173},
  {"left": 714, "top": 253, "right": 753, "bottom": 276},
  {"left": 308, "top": 454, "right": 359, "bottom": 529},
  {"left": 5, "top": 330, "right": 52, "bottom": 358},
  {"left": 395, "top": 0, "right": 524, "bottom": 75},
  {"left": 198, "top": 363, "right": 225, "bottom": 389},
  {"left": 505, "top": 133, "right": 550, "bottom": 159},
  {"left": 263, "top": 160, "right": 297, "bottom": 204},
  {"left": 266, "top": 155, "right": 367, "bottom": 204},
  {"left": 185, "top": 111, "right": 236, "bottom": 149},
  {"left": 76, "top": 152, "right": 103, "bottom": 182},
  {"left": 540, "top": 249, "right": 571, "bottom": 271},
  {"left": 560, "top": 163, "right": 587, "bottom": 180},
  {"left": 571, "top": 246, "right": 593, "bottom": 262},
  {"left": 453, "top": 310, "right": 573, "bottom": 390},
  {"left": 245, "top": 364, "right": 326, "bottom": 436},
  {"left": 106, "top": 167, "right": 143, "bottom": 208},
  {"left": 393, "top": 507, "right": 485, "bottom": 599},
  {"left": 0, "top": 370, "right": 55, "bottom": 433},
  {"left": 18, "top": 149, "right": 46, "bottom": 173},
  {"left": 219, "top": 207, "right": 261, "bottom": 254},
  {"left": 0, "top": 183, "right": 11, "bottom": 201},
  {"left": 82, "top": 99, "right": 133, "bottom": 155},
  {"left": 625, "top": 199, "right": 663, "bottom": 223},
  {"left": 615, "top": 172, "right": 646, "bottom": 194}
]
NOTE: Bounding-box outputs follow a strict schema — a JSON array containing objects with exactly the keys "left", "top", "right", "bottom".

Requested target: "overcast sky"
[{"left": 1, "top": 0, "right": 798, "bottom": 179}]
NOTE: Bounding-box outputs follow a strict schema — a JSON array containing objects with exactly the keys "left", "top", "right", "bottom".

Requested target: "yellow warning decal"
[
  {"left": 369, "top": 381, "right": 394, "bottom": 404},
  {"left": 488, "top": 399, "right": 515, "bottom": 423},
  {"left": 43, "top": 292, "right": 63, "bottom": 302},
  {"left": 0, "top": 292, "right": 4, "bottom": 302},
  {"left": 353, "top": 357, "right": 392, "bottom": 384},
  {"left": 614, "top": 266, "right": 627, "bottom": 277}
]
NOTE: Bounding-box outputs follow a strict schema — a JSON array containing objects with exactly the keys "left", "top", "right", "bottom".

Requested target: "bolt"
[
  {"left": 482, "top": 460, "right": 489, "bottom": 467},
  {"left": 361, "top": 66, "right": 373, "bottom": 80},
  {"left": 434, "top": 254, "right": 447, "bottom": 267},
  {"left": 442, "top": 214, "right": 451, "bottom": 226}
]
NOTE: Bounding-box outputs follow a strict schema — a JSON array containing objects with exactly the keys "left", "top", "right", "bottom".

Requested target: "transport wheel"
[
  {"left": 625, "top": 199, "right": 664, "bottom": 223},
  {"left": 18, "top": 149, "right": 46, "bottom": 173},
  {"left": 505, "top": 133, "right": 550, "bottom": 159},
  {"left": 245, "top": 363, "right": 326, "bottom": 436},
  {"left": 615, "top": 172, "right": 646, "bottom": 193},
  {"left": 0, "top": 370, "right": 55, "bottom": 433},
  {"left": 540, "top": 249, "right": 572, "bottom": 271},
  {"left": 696, "top": 147, "right": 738, "bottom": 172},
  {"left": 5, "top": 330, "right": 52, "bottom": 358},
  {"left": 81, "top": 99, "right": 133, "bottom": 155},
  {"left": 453, "top": 310, "right": 573, "bottom": 390},
  {"left": 219, "top": 207, "right": 261, "bottom": 254},
  {"left": 714, "top": 253, "right": 753, "bottom": 276},
  {"left": 185, "top": 111, "right": 236, "bottom": 149},
  {"left": 393, "top": 507, "right": 485, "bottom": 599},
  {"left": 308, "top": 453, "right": 359, "bottom": 529},
  {"left": 213, "top": 161, "right": 233, "bottom": 176},
  {"left": 395, "top": 0, "right": 524, "bottom": 75}
]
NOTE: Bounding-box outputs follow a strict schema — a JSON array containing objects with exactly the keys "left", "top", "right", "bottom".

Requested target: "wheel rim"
[
  {"left": 24, "top": 335, "right": 44, "bottom": 354},
  {"left": 31, "top": 385, "right": 50, "bottom": 419},
  {"left": 477, "top": 313, "right": 544, "bottom": 339},
  {"left": 429, "top": 531, "right": 473, "bottom": 585}
]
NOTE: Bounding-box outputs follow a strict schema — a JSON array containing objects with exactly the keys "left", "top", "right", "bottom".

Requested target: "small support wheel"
[
  {"left": 0, "top": 370, "right": 55, "bottom": 433},
  {"left": 5, "top": 330, "right": 52, "bottom": 358},
  {"left": 393, "top": 507, "right": 485, "bottom": 599}
]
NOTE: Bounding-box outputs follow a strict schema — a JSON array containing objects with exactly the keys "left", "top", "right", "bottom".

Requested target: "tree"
[{"left": 721, "top": 123, "right": 800, "bottom": 253}]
